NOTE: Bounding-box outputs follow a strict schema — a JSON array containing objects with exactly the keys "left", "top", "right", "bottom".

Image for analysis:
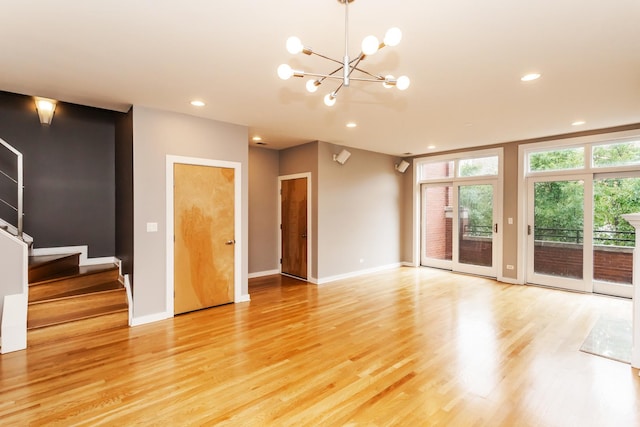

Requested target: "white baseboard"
[
  {"left": 402, "top": 261, "right": 417, "bottom": 267},
  {"left": 131, "top": 311, "right": 172, "bottom": 327},
  {"left": 316, "top": 263, "right": 402, "bottom": 285},
  {"left": 248, "top": 269, "right": 279, "bottom": 279},
  {"left": 30, "top": 245, "right": 119, "bottom": 267},
  {"left": 236, "top": 294, "right": 251, "bottom": 303}
]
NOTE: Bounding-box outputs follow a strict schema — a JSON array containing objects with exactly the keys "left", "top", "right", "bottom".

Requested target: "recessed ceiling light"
[
  {"left": 252, "top": 136, "right": 262, "bottom": 141},
  {"left": 190, "top": 100, "right": 205, "bottom": 107},
  {"left": 521, "top": 73, "right": 541, "bottom": 82},
  {"left": 427, "top": 145, "right": 436, "bottom": 150},
  {"left": 572, "top": 120, "right": 586, "bottom": 126},
  {"left": 346, "top": 122, "right": 357, "bottom": 128}
]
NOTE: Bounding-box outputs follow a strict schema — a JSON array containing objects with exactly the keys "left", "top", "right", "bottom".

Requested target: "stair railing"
[{"left": 0, "top": 137, "right": 23, "bottom": 239}]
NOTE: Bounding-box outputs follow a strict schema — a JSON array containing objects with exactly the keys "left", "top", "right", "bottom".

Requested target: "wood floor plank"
[{"left": 1, "top": 267, "right": 639, "bottom": 426}]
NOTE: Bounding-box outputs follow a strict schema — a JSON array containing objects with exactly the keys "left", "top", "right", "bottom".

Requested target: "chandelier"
[{"left": 277, "top": 0, "right": 410, "bottom": 107}]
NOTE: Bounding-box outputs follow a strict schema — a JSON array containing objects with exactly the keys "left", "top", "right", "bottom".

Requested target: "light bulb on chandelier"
[{"left": 277, "top": 0, "right": 409, "bottom": 107}]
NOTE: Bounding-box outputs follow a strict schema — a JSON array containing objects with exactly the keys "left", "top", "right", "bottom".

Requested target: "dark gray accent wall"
[
  {"left": 115, "top": 109, "right": 134, "bottom": 277},
  {"left": 0, "top": 91, "right": 121, "bottom": 257}
]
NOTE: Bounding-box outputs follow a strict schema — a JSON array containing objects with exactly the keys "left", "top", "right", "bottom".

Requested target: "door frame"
[
  {"left": 278, "top": 173, "right": 312, "bottom": 282},
  {"left": 525, "top": 173, "right": 593, "bottom": 293},
  {"left": 166, "top": 155, "right": 243, "bottom": 316}
]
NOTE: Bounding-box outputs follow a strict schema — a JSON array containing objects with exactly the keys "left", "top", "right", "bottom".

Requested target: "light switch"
[
  {"left": 508, "top": 217, "right": 513, "bottom": 225},
  {"left": 146, "top": 222, "right": 158, "bottom": 232}
]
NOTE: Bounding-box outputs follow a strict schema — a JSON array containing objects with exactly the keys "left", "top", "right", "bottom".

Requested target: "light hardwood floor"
[{"left": 1, "top": 267, "right": 639, "bottom": 426}]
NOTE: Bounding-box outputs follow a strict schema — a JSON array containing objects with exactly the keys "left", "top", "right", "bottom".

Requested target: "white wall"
[
  {"left": 0, "top": 231, "right": 27, "bottom": 346},
  {"left": 132, "top": 106, "right": 248, "bottom": 320}
]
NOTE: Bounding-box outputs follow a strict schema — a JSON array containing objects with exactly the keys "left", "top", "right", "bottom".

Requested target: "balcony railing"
[
  {"left": 0, "top": 138, "right": 23, "bottom": 238},
  {"left": 464, "top": 224, "right": 636, "bottom": 247}
]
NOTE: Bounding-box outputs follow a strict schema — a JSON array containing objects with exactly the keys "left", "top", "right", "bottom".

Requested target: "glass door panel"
[
  {"left": 458, "top": 184, "right": 493, "bottom": 267},
  {"left": 455, "top": 182, "right": 497, "bottom": 277},
  {"left": 528, "top": 177, "right": 588, "bottom": 291},
  {"left": 421, "top": 184, "right": 453, "bottom": 269},
  {"left": 592, "top": 176, "right": 640, "bottom": 298}
]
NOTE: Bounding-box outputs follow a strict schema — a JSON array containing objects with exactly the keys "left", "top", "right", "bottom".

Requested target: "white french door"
[
  {"left": 421, "top": 180, "right": 498, "bottom": 277},
  {"left": 526, "top": 174, "right": 592, "bottom": 292}
]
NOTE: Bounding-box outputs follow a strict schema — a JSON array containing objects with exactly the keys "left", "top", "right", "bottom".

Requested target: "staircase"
[{"left": 27, "top": 253, "right": 128, "bottom": 346}]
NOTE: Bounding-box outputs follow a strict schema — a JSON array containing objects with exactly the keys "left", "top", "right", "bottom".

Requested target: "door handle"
[
  {"left": 225, "top": 240, "right": 235, "bottom": 245},
  {"left": 301, "top": 234, "right": 307, "bottom": 238},
  {"left": 494, "top": 223, "right": 498, "bottom": 233}
]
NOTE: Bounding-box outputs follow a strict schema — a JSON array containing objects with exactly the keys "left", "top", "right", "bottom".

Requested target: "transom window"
[{"left": 527, "top": 138, "right": 640, "bottom": 174}]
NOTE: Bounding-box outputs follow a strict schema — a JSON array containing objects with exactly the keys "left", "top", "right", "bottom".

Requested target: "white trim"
[
  {"left": 248, "top": 269, "right": 279, "bottom": 279},
  {"left": 401, "top": 261, "right": 417, "bottom": 267},
  {"left": 237, "top": 294, "right": 251, "bottom": 303},
  {"left": 131, "top": 311, "right": 172, "bottom": 327},
  {"left": 29, "top": 245, "right": 117, "bottom": 267},
  {"left": 278, "top": 172, "right": 313, "bottom": 281},
  {"left": 166, "top": 155, "right": 243, "bottom": 318},
  {"left": 316, "top": 263, "right": 402, "bottom": 285},
  {"left": 122, "top": 274, "right": 133, "bottom": 326}
]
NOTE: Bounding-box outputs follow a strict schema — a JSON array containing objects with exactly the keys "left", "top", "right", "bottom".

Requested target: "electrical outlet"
[{"left": 506, "top": 264, "right": 514, "bottom": 270}]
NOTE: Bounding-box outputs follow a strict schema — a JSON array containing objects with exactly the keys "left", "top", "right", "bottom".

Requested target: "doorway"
[
  {"left": 166, "top": 156, "right": 242, "bottom": 316},
  {"left": 279, "top": 173, "right": 311, "bottom": 280},
  {"left": 421, "top": 180, "right": 498, "bottom": 277}
]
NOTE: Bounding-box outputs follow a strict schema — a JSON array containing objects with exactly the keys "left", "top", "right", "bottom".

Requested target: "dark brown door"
[
  {"left": 174, "top": 163, "right": 235, "bottom": 314},
  {"left": 281, "top": 177, "right": 307, "bottom": 279}
]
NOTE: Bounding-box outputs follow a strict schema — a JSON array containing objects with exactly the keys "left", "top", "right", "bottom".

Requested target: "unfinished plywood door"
[
  {"left": 281, "top": 177, "right": 307, "bottom": 279},
  {"left": 174, "top": 163, "right": 234, "bottom": 314}
]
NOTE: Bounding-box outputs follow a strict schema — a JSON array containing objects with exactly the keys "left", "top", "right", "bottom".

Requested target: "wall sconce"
[
  {"left": 395, "top": 160, "right": 410, "bottom": 173},
  {"left": 35, "top": 97, "right": 57, "bottom": 125},
  {"left": 333, "top": 149, "right": 351, "bottom": 165}
]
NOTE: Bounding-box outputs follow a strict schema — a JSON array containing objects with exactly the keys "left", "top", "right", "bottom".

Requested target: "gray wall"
[
  {"left": 131, "top": 106, "right": 248, "bottom": 319},
  {"left": 248, "top": 146, "right": 279, "bottom": 274},
  {"left": 317, "top": 142, "right": 403, "bottom": 279}
]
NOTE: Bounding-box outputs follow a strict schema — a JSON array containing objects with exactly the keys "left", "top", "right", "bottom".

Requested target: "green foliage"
[
  {"left": 593, "top": 141, "right": 640, "bottom": 167},
  {"left": 529, "top": 147, "right": 584, "bottom": 171},
  {"left": 459, "top": 185, "right": 493, "bottom": 235}
]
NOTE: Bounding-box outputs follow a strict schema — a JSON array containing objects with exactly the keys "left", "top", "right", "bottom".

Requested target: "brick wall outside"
[{"left": 534, "top": 242, "right": 633, "bottom": 284}]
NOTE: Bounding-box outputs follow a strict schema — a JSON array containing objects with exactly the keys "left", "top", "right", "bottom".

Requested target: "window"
[
  {"left": 528, "top": 147, "right": 584, "bottom": 172},
  {"left": 418, "top": 160, "right": 453, "bottom": 180},
  {"left": 458, "top": 156, "right": 498, "bottom": 177},
  {"left": 592, "top": 140, "right": 640, "bottom": 168}
]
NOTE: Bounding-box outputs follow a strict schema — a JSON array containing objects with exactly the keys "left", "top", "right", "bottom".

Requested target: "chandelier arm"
[
  {"left": 345, "top": 76, "right": 389, "bottom": 83},
  {"left": 309, "top": 51, "right": 345, "bottom": 66},
  {"left": 303, "top": 73, "right": 347, "bottom": 80},
  {"left": 351, "top": 66, "right": 385, "bottom": 80}
]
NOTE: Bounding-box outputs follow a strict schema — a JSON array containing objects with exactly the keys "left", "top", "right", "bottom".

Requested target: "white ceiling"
[{"left": 1, "top": 0, "right": 639, "bottom": 156}]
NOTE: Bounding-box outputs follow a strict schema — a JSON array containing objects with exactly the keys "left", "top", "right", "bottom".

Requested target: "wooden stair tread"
[
  {"left": 28, "top": 303, "right": 128, "bottom": 329},
  {"left": 29, "top": 263, "right": 118, "bottom": 286},
  {"left": 29, "top": 280, "right": 124, "bottom": 303}
]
